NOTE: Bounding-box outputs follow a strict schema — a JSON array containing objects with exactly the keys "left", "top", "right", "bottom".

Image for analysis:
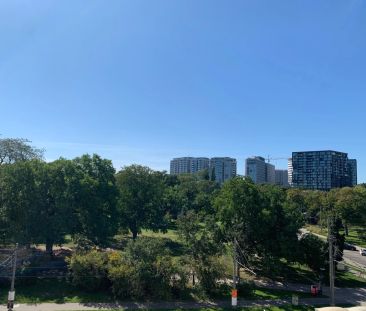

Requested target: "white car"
[{"left": 359, "top": 249, "right": 366, "bottom": 256}]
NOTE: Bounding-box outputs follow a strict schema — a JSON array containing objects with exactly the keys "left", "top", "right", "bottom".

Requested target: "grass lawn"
[
  {"left": 335, "top": 270, "right": 366, "bottom": 288},
  {"left": 140, "top": 229, "right": 180, "bottom": 242},
  {"left": 0, "top": 278, "right": 114, "bottom": 304},
  {"left": 250, "top": 260, "right": 318, "bottom": 286},
  {"left": 342, "top": 227, "right": 366, "bottom": 248},
  {"left": 305, "top": 224, "right": 366, "bottom": 248},
  {"left": 304, "top": 225, "right": 327, "bottom": 238},
  {"left": 0, "top": 277, "right": 321, "bottom": 304}
]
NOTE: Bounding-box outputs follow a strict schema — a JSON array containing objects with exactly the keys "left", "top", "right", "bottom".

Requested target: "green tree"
[
  {"left": 72, "top": 154, "right": 119, "bottom": 245},
  {"left": 0, "top": 159, "right": 77, "bottom": 251},
  {"left": 0, "top": 160, "right": 39, "bottom": 245},
  {"left": 177, "top": 211, "right": 223, "bottom": 292},
  {"left": 298, "top": 233, "right": 327, "bottom": 272},
  {"left": 215, "top": 177, "right": 263, "bottom": 254},
  {"left": 116, "top": 165, "right": 168, "bottom": 239},
  {"left": 335, "top": 187, "right": 364, "bottom": 235},
  {"left": 0, "top": 137, "right": 43, "bottom": 164},
  {"left": 259, "top": 184, "right": 304, "bottom": 265},
  {"left": 215, "top": 178, "right": 303, "bottom": 274},
  {"left": 34, "top": 159, "right": 76, "bottom": 252}
]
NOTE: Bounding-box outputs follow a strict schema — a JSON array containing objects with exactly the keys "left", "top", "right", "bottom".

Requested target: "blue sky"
[{"left": 1, "top": 0, "right": 365, "bottom": 181}]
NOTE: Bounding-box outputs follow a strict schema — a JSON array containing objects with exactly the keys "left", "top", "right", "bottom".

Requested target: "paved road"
[
  {"left": 344, "top": 250, "right": 366, "bottom": 269},
  {"left": 301, "top": 228, "right": 366, "bottom": 270}
]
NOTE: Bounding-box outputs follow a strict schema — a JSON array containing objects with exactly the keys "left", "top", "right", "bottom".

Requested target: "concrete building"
[
  {"left": 275, "top": 170, "right": 289, "bottom": 187},
  {"left": 209, "top": 157, "right": 237, "bottom": 184},
  {"left": 170, "top": 157, "right": 209, "bottom": 175},
  {"left": 347, "top": 159, "right": 357, "bottom": 186},
  {"left": 245, "top": 156, "right": 276, "bottom": 184},
  {"left": 266, "top": 163, "right": 275, "bottom": 184},
  {"left": 170, "top": 156, "right": 236, "bottom": 184},
  {"left": 292, "top": 150, "right": 352, "bottom": 191},
  {"left": 245, "top": 156, "right": 266, "bottom": 183}
]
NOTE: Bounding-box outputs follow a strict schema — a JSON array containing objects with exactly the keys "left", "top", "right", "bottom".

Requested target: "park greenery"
[{"left": 0, "top": 137, "right": 366, "bottom": 300}]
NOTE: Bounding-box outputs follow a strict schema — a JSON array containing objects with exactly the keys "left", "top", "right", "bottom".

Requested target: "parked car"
[
  {"left": 359, "top": 249, "right": 366, "bottom": 256},
  {"left": 344, "top": 243, "right": 357, "bottom": 251}
]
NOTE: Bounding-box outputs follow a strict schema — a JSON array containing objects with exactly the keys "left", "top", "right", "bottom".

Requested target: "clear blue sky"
[{"left": 1, "top": 0, "right": 365, "bottom": 181}]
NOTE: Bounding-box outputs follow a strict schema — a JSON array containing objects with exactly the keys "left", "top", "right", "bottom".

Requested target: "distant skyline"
[{"left": 1, "top": 1, "right": 365, "bottom": 182}]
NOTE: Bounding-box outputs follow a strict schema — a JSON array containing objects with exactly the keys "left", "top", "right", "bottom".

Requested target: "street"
[
  {"left": 344, "top": 250, "right": 366, "bottom": 269},
  {"left": 300, "top": 228, "right": 366, "bottom": 270}
]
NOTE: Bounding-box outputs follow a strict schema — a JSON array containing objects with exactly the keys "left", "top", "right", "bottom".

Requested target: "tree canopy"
[{"left": 0, "top": 137, "right": 43, "bottom": 164}]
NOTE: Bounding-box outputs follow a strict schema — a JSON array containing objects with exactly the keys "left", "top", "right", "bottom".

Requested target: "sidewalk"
[{"left": 2, "top": 291, "right": 365, "bottom": 311}]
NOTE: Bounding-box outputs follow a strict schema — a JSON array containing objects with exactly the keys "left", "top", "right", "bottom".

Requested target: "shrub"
[
  {"left": 67, "top": 250, "right": 109, "bottom": 291},
  {"left": 108, "top": 238, "right": 188, "bottom": 299},
  {"left": 194, "top": 256, "right": 223, "bottom": 293}
]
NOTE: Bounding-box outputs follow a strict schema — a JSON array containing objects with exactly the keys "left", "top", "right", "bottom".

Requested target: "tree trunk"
[
  {"left": 344, "top": 223, "right": 349, "bottom": 236},
  {"left": 132, "top": 230, "right": 138, "bottom": 240}
]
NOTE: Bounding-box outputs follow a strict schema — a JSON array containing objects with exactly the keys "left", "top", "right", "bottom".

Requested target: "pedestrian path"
[{"left": 1, "top": 288, "right": 365, "bottom": 311}]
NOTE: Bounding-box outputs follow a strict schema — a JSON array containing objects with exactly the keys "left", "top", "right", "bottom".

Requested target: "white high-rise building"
[
  {"left": 288, "top": 158, "right": 293, "bottom": 186},
  {"left": 170, "top": 157, "right": 209, "bottom": 175}
]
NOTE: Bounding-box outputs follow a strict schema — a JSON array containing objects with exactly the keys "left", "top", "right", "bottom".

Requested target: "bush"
[
  {"left": 66, "top": 239, "right": 188, "bottom": 298},
  {"left": 194, "top": 257, "right": 223, "bottom": 293},
  {"left": 108, "top": 238, "right": 188, "bottom": 299},
  {"left": 108, "top": 263, "right": 133, "bottom": 298},
  {"left": 67, "top": 250, "right": 109, "bottom": 291}
]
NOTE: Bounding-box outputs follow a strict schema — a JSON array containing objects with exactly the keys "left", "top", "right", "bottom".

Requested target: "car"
[
  {"left": 359, "top": 249, "right": 366, "bottom": 256},
  {"left": 344, "top": 243, "right": 357, "bottom": 251}
]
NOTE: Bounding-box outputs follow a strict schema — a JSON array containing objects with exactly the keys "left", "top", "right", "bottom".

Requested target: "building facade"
[
  {"left": 275, "top": 169, "right": 289, "bottom": 187},
  {"left": 245, "top": 156, "right": 266, "bottom": 183},
  {"left": 291, "top": 150, "right": 352, "bottom": 191},
  {"left": 170, "top": 157, "right": 209, "bottom": 175},
  {"left": 266, "top": 163, "right": 275, "bottom": 184},
  {"left": 245, "top": 156, "right": 276, "bottom": 184},
  {"left": 170, "top": 156, "right": 236, "bottom": 184},
  {"left": 347, "top": 159, "right": 357, "bottom": 186},
  {"left": 288, "top": 158, "right": 293, "bottom": 186},
  {"left": 210, "top": 157, "right": 237, "bottom": 184}
]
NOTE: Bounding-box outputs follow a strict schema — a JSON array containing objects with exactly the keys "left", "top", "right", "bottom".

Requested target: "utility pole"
[
  {"left": 8, "top": 243, "right": 18, "bottom": 311},
  {"left": 232, "top": 238, "right": 238, "bottom": 307},
  {"left": 328, "top": 218, "right": 335, "bottom": 306}
]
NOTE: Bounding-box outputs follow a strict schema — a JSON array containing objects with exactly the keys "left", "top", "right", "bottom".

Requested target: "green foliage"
[
  {"left": 215, "top": 178, "right": 304, "bottom": 273},
  {"left": 297, "top": 234, "right": 327, "bottom": 272},
  {"left": 67, "top": 250, "right": 110, "bottom": 291},
  {"left": 71, "top": 154, "right": 119, "bottom": 245},
  {"left": 116, "top": 165, "right": 169, "bottom": 238},
  {"left": 108, "top": 238, "right": 188, "bottom": 299},
  {"left": 0, "top": 154, "right": 119, "bottom": 250},
  {"left": 0, "top": 159, "right": 74, "bottom": 250},
  {"left": 0, "top": 137, "right": 43, "bottom": 164},
  {"left": 177, "top": 211, "right": 223, "bottom": 293}
]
